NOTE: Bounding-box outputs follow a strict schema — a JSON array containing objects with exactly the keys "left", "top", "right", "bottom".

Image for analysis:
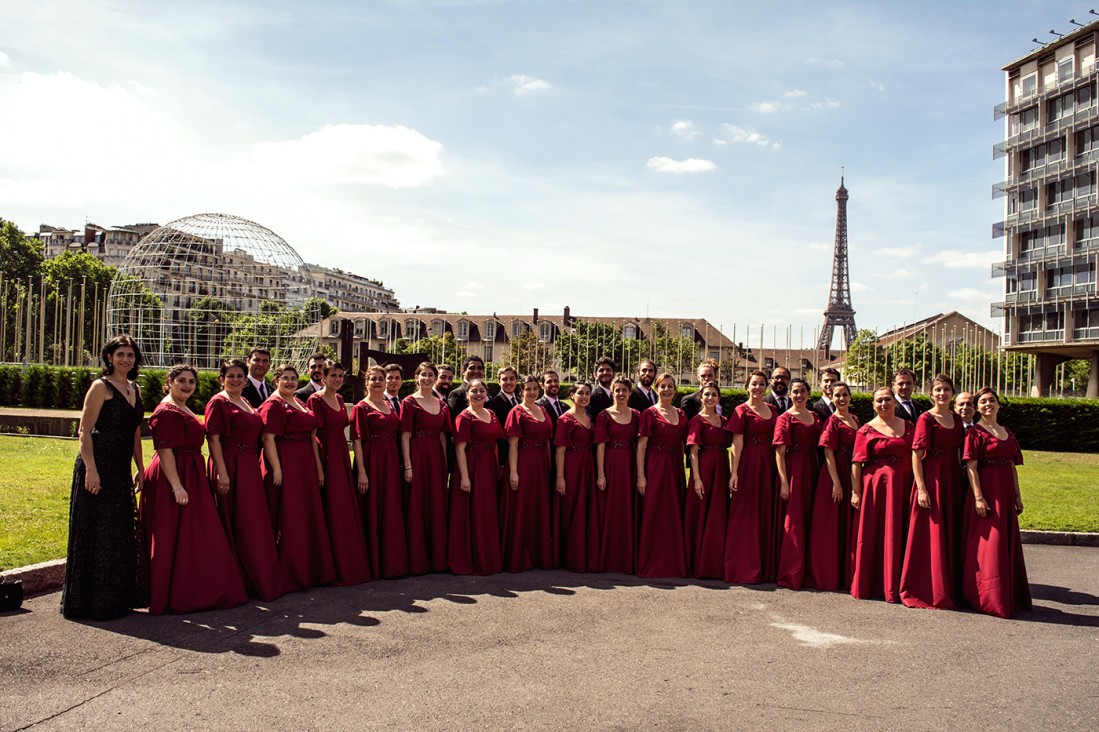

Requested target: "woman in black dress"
[{"left": 61, "top": 335, "right": 147, "bottom": 619}]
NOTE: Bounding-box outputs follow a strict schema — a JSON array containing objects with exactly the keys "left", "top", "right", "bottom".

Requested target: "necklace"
[{"left": 107, "top": 376, "right": 132, "bottom": 395}]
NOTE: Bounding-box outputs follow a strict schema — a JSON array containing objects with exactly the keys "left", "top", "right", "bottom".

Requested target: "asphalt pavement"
[{"left": 2, "top": 544, "right": 1097, "bottom": 731}]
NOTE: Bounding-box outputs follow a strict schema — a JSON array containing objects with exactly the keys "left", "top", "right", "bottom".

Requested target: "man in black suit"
[
  {"left": 810, "top": 367, "right": 841, "bottom": 421},
  {"left": 535, "top": 369, "right": 566, "bottom": 427},
  {"left": 628, "top": 359, "right": 658, "bottom": 412},
  {"left": 955, "top": 391, "right": 977, "bottom": 432},
  {"left": 384, "top": 363, "right": 404, "bottom": 414},
  {"left": 762, "top": 366, "right": 792, "bottom": 413},
  {"left": 680, "top": 360, "right": 722, "bottom": 420},
  {"left": 588, "top": 356, "right": 616, "bottom": 417},
  {"left": 295, "top": 352, "right": 327, "bottom": 401},
  {"left": 433, "top": 363, "right": 455, "bottom": 399},
  {"left": 892, "top": 368, "right": 924, "bottom": 424},
  {"left": 446, "top": 355, "right": 486, "bottom": 421},
  {"left": 241, "top": 347, "right": 273, "bottom": 408},
  {"left": 486, "top": 366, "right": 520, "bottom": 466}
]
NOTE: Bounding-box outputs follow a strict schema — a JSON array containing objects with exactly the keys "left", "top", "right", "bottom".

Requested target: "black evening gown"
[{"left": 61, "top": 379, "right": 148, "bottom": 619}]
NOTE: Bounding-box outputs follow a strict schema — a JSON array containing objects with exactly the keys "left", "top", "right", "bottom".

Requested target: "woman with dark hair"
[
  {"left": 724, "top": 370, "right": 778, "bottom": 585},
  {"left": 594, "top": 375, "right": 639, "bottom": 573},
  {"left": 555, "top": 382, "right": 600, "bottom": 572},
  {"left": 685, "top": 381, "right": 731, "bottom": 579},
  {"left": 502, "top": 374, "right": 553, "bottom": 572},
  {"left": 142, "top": 365, "right": 246, "bottom": 615},
  {"left": 636, "top": 372, "right": 688, "bottom": 578},
  {"left": 308, "top": 360, "right": 371, "bottom": 586},
  {"left": 259, "top": 364, "right": 336, "bottom": 591},
  {"left": 900, "top": 374, "right": 963, "bottom": 610},
  {"left": 850, "top": 386, "right": 914, "bottom": 603},
  {"left": 961, "top": 387, "right": 1032, "bottom": 618},
  {"left": 774, "top": 377, "right": 823, "bottom": 590},
  {"left": 448, "top": 378, "right": 504, "bottom": 575},
  {"left": 206, "top": 358, "right": 285, "bottom": 601},
  {"left": 400, "top": 362, "right": 452, "bottom": 574},
  {"left": 62, "top": 335, "right": 148, "bottom": 619},
  {"left": 350, "top": 365, "right": 408, "bottom": 579},
  {"left": 806, "top": 381, "right": 860, "bottom": 591}
]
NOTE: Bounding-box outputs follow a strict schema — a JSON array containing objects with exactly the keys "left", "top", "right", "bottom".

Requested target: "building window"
[
  {"left": 681, "top": 324, "right": 693, "bottom": 339},
  {"left": 405, "top": 319, "right": 420, "bottom": 338},
  {"left": 329, "top": 318, "right": 341, "bottom": 337},
  {"left": 1014, "top": 105, "right": 1039, "bottom": 134},
  {"left": 483, "top": 346, "right": 493, "bottom": 363},
  {"left": 456, "top": 319, "right": 469, "bottom": 341},
  {"left": 1048, "top": 91, "right": 1074, "bottom": 124},
  {"left": 1075, "top": 171, "right": 1096, "bottom": 199},
  {"left": 1019, "top": 271, "right": 1037, "bottom": 292},
  {"left": 378, "top": 319, "right": 389, "bottom": 339},
  {"left": 624, "top": 324, "right": 637, "bottom": 339},
  {"left": 1021, "top": 73, "right": 1037, "bottom": 98},
  {"left": 1046, "top": 266, "right": 1072, "bottom": 291},
  {"left": 1075, "top": 125, "right": 1099, "bottom": 156},
  {"left": 484, "top": 321, "right": 496, "bottom": 340},
  {"left": 1047, "top": 178, "right": 1071, "bottom": 208},
  {"left": 354, "top": 319, "right": 365, "bottom": 338},
  {"left": 1078, "top": 82, "right": 1096, "bottom": 108},
  {"left": 1076, "top": 262, "right": 1097, "bottom": 287},
  {"left": 1058, "top": 57, "right": 1074, "bottom": 84},
  {"left": 1076, "top": 214, "right": 1099, "bottom": 247},
  {"left": 512, "top": 321, "right": 524, "bottom": 337},
  {"left": 431, "top": 319, "right": 444, "bottom": 337},
  {"left": 1021, "top": 137, "right": 1065, "bottom": 171},
  {"left": 539, "top": 321, "right": 554, "bottom": 343},
  {"left": 1019, "top": 187, "right": 1037, "bottom": 212},
  {"left": 709, "top": 350, "right": 719, "bottom": 361}
]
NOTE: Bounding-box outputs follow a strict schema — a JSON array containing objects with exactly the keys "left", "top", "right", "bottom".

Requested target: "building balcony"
[
  {"left": 1074, "top": 325, "right": 1099, "bottom": 340},
  {"left": 999, "top": 63, "right": 1099, "bottom": 117},
  {"left": 1017, "top": 329, "right": 1065, "bottom": 343}
]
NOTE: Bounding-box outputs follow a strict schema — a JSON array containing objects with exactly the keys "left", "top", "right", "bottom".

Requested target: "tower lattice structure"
[{"left": 817, "top": 175, "right": 858, "bottom": 354}]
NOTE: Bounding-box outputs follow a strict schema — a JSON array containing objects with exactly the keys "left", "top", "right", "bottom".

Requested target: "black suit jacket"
[
  {"left": 810, "top": 398, "right": 834, "bottom": 422},
  {"left": 294, "top": 381, "right": 322, "bottom": 402},
  {"left": 535, "top": 396, "right": 565, "bottom": 430},
  {"left": 446, "top": 382, "right": 470, "bottom": 424},
  {"left": 763, "top": 393, "right": 790, "bottom": 413},
  {"left": 486, "top": 392, "right": 519, "bottom": 466},
  {"left": 894, "top": 396, "right": 925, "bottom": 424},
  {"left": 680, "top": 390, "right": 703, "bottom": 420},
  {"left": 242, "top": 379, "right": 273, "bottom": 409},
  {"left": 628, "top": 386, "right": 655, "bottom": 413},
  {"left": 588, "top": 385, "right": 614, "bottom": 418}
]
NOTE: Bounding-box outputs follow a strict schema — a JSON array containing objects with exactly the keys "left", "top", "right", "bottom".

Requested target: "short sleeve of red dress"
[
  {"left": 773, "top": 413, "right": 791, "bottom": 447},
  {"left": 912, "top": 412, "right": 932, "bottom": 452},
  {"left": 819, "top": 416, "right": 839, "bottom": 450},
  {"left": 454, "top": 411, "right": 473, "bottom": 444},
  {"left": 686, "top": 415, "right": 705, "bottom": 446},
  {"left": 399, "top": 397, "right": 417, "bottom": 432},
  {"left": 348, "top": 403, "right": 370, "bottom": 441},
  {"left": 638, "top": 408, "right": 655, "bottom": 438},
  {"left": 852, "top": 426, "right": 873, "bottom": 464},
  {"left": 1009, "top": 430, "right": 1024, "bottom": 465},
  {"left": 504, "top": 408, "right": 524, "bottom": 438},
  {"left": 554, "top": 414, "right": 574, "bottom": 447},
  {"left": 593, "top": 411, "right": 610, "bottom": 444},
  {"left": 258, "top": 399, "right": 287, "bottom": 437},
  {"left": 204, "top": 396, "right": 230, "bottom": 436},
  {"left": 962, "top": 427, "right": 984, "bottom": 463},
  {"left": 151, "top": 406, "right": 185, "bottom": 450}
]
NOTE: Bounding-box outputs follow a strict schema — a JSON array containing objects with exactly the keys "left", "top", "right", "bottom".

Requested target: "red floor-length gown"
[
  {"left": 501, "top": 405, "right": 554, "bottom": 572},
  {"left": 400, "top": 395, "right": 452, "bottom": 574},
  {"left": 258, "top": 397, "right": 337, "bottom": 591},
  {"left": 636, "top": 407, "right": 688, "bottom": 579},
  {"left": 849, "top": 424, "right": 914, "bottom": 603},
  {"left": 308, "top": 393, "right": 371, "bottom": 586},
  {"left": 960, "top": 426, "right": 1032, "bottom": 618},
  {"left": 554, "top": 412, "right": 600, "bottom": 573},
  {"left": 805, "top": 413, "right": 860, "bottom": 591},
  {"left": 594, "top": 409, "right": 639, "bottom": 574},
  {"left": 205, "top": 394, "right": 285, "bottom": 601},
  {"left": 775, "top": 412, "right": 823, "bottom": 590},
  {"left": 448, "top": 410, "right": 505, "bottom": 575},
  {"left": 900, "top": 412, "right": 964, "bottom": 610},
  {"left": 685, "top": 414, "right": 731, "bottom": 579},
  {"left": 723, "top": 404, "right": 778, "bottom": 584},
  {"left": 142, "top": 403, "right": 247, "bottom": 615},
  {"left": 349, "top": 401, "right": 409, "bottom": 579}
]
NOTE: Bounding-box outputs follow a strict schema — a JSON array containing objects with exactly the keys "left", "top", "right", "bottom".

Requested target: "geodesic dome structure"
[{"left": 106, "top": 213, "right": 319, "bottom": 370}]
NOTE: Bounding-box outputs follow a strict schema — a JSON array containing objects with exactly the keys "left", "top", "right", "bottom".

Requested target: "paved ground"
[{"left": 2, "top": 545, "right": 1097, "bottom": 731}]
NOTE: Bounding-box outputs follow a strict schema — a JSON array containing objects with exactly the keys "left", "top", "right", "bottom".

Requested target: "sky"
[{"left": 0, "top": 0, "right": 1081, "bottom": 347}]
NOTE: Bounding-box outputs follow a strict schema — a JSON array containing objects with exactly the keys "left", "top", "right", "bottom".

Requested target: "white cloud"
[
  {"left": 882, "top": 269, "right": 912, "bottom": 279},
  {"left": 947, "top": 287, "right": 997, "bottom": 302},
  {"left": 722, "top": 124, "right": 779, "bottom": 149},
  {"left": 925, "top": 249, "right": 1000, "bottom": 269},
  {"left": 850, "top": 282, "right": 872, "bottom": 292},
  {"left": 807, "top": 241, "right": 830, "bottom": 251},
  {"left": 646, "top": 156, "right": 716, "bottom": 173},
  {"left": 750, "top": 101, "right": 780, "bottom": 114},
  {"left": 502, "top": 74, "right": 551, "bottom": 96},
  {"left": 462, "top": 281, "right": 486, "bottom": 291},
  {"left": 806, "top": 57, "right": 844, "bottom": 68},
  {"left": 712, "top": 138, "right": 727, "bottom": 146},
  {"left": 870, "top": 81, "right": 885, "bottom": 92},
  {"left": 0, "top": 51, "right": 11, "bottom": 69},
  {"left": 523, "top": 282, "right": 547, "bottom": 291},
  {"left": 783, "top": 89, "right": 807, "bottom": 99},
  {"left": 810, "top": 98, "right": 841, "bottom": 110},
  {"left": 670, "top": 120, "right": 699, "bottom": 140},
  {"left": 474, "top": 85, "right": 489, "bottom": 94},
  {"left": 872, "top": 246, "right": 918, "bottom": 258}
]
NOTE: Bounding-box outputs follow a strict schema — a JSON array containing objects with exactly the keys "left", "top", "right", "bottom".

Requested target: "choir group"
[{"left": 60, "top": 335, "right": 1032, "bottom": 622}]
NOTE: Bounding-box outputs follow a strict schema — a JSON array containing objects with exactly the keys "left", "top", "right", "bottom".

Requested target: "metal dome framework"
[{"left": 106, "top": 213, "right": 320, "bottom": 370}]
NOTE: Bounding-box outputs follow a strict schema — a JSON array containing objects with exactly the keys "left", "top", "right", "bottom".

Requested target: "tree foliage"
[{"left": 507, "top": 331, "right": 552, "bottom": 375}]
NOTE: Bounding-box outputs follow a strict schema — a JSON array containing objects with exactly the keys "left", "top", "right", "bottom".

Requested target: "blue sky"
[{"left": 0, "top": 1, "right": 1079, "bottom": 347}]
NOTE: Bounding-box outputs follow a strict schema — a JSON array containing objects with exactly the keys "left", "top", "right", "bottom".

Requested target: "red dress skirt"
[
  {"left": 961, "top": 426, "right": 1032, "bottom": 618},
  {"left": 501, "top": 405, "right": 554, "bottom": 572},
  {"left": 205, "top": 394, "right": 285, "bottom": 601},
  {"left": 724, "top": 404, "right": 778, "bottom": 584},
  {"left": 555, "top": 412, "right": 600, "bottom": 573},
  {"left": 448, "top": 410, "right": 505, "bottom": 575},
  {"left": 349, "top": 401, "right": 409, "bottom": 579},
  {"left": 775, "top": 412, "right": 822, "bottom": 590},
  {"left": 685, "top": 414, "right": 731, "bottom": 579},
  {"left": 636, "top": 407, "right": 688, "bottom": 578},
  {"left": 308, "top": 393, "right": 371, "bottom": 586},
  {"left": 806, "top": 414, "right": 859, "bottom": 591},
  {"left": 258, "top": 397, "right": 337, "bottom": 591},
  {"left": 594, "top": 409, "right": 639, "bottom": 574},
  {"left": 850, "top": 424, "right": 914, "bottom": 603},
  {"left": 142, "top": 404, "right": 247, "bottom": 615},
  {"left": 400, "top": 395, "right": 452, "bottom": 574},
  {"left": 900, "top": 412, "right": 964, "bottom": 610}
]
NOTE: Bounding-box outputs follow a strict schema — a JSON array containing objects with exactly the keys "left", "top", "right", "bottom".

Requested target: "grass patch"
[{"left": 1, "top": 436, "right": 1096, "bottom": 570}]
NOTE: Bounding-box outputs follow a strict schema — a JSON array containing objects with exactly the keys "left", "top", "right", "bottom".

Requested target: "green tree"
[
  {"left": 0, "top": 218, "right": 44, "bottom": 283},
  {"left": 1, "top": 219, "right": 46, "bottom": 360},
  {"left": 843, "top": 329, "right": 887, "bottom": 389},
  {"left": 408, "top": 332, "right": 468, "bottom": 366},
  {"left": 554, "top": 320, "right": 624, "bottom": 377},
  {"left": 40, "top": 252, "right": 116, "bottom": 364},
  {"left": 507, "top": 331, "right": 552, "bottom": 375},
  {"left": 303, "top": 296, "right": 337, "bottom": 322},
  {"left": 649, "top": 321, "right": 698, "bottom": 380},
  {"left": 222, "top": 300, "right": 314, "bottom": 365}
]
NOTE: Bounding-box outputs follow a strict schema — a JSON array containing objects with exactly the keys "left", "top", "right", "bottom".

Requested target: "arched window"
[
  {"left": 624, "top": 323, "right": 638, "bottom": 339},
  {"left": 484, "top": 321, "right": 497, "bottom": 340},
  {"left": 457, "top": 319, "right": 470, "bottom": 341},
  {"left": 353, "top": 319, "right": 365, "bottom": 338},
  {"left": 539, "top": 321, "right": 554, "bottom": 342},
  {"left": 377, "top": 318, "right": 390, "bottom": 339},
  {"left": 328, "top": 317, "right": 342, "bottom": 337},
  {"left": 431, "top": 319, "right": 444, "bottom": 337},
  {"left": 681, "top": 324, "right": 694, "bottom": 339}
]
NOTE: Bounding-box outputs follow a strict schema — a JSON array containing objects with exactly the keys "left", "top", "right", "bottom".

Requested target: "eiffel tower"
[{"left": 817, "top": 173, "right": 857, "bottom": 355}]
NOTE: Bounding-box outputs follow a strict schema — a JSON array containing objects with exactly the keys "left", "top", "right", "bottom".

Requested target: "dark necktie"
[
  {"left": 511, "top": 395, "right": 519, "bottom": 407},
  {"left": 390, "top": 396, "right": 400, "bottom": 414},
  {"left": 904, "top": 401, "right": 914, "bottom": 418},
  {"left": 649, "top": 390, "right": 657, "bottom": 405},
  {"left": 778, "top": 397, "right": 787, "bottom": 412}
]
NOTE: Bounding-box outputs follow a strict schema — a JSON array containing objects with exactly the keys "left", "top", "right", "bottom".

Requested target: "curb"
[
  {"left": 4, "top": 533, "right": 1098, "bottom": 598},
  {"left": 1020, "top": 530, "right": 1099, "bottom": 547},
  {"left": 0, "top": 558, "right": 66, "bottom": 597}
]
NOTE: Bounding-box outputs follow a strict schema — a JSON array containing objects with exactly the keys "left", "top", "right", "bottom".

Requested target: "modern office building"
[{"left": 995, "top": 20, "right": 1099, "bottom": 397}]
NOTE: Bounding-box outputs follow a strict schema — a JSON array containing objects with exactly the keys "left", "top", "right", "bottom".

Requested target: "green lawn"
[{"left": 1, "top": 436, "right": 1096, "bottom": 571}]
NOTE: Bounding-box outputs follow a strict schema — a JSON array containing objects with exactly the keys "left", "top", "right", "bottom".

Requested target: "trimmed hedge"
[{"left": 1, "top": 365, "right": 1097, "bottom": 452}]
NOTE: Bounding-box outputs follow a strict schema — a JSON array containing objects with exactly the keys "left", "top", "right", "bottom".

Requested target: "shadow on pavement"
[
  {"left": 1029, "top": 582, "right": 1099, "bottom": 606},
  {"left": 68, "top": 571, "right": 735, "bottom": 657}
]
